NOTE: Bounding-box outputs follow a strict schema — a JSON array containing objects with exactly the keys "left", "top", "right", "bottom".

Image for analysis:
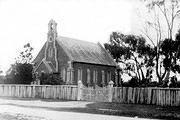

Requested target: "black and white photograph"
[{"left": 0, "top": 0, "right": 180, "bottom": 119}]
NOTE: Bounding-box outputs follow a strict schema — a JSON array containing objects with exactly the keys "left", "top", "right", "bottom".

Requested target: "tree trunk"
[
  {"left": 155, "top": 54, "right": 162, "bottom": 83},
  {"left": 163, "top": 70, "right": 170, "bottom": 82}
]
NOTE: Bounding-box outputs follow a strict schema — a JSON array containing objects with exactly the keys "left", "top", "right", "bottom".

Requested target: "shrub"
[
  {"left": 122, "top": 77, "right": 139, "bottom": 87},
  {"left": 176, "top": 81, "right": 180, "bottom": 88},
  {"left": 39, "top": 72, "right": 64, "bottom": 85},
  {"left": 169, "top": 76, "right": 177, "bottom": 88},
  {"left": 140, "top": 78, "right": 151, "bottom": 87},
  {"left": 5, "top": 63, "right": 33, "bottom": 84},
  {"left": 147, "top": 81, "right": 160, "bottom": 87}
]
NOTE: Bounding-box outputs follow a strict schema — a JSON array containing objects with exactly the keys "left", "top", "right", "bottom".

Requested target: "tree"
[
  {"left": 6, "top": 43, "right": 34, "bottom": 84},
  {"left": 104, "top": 32, "right": 155, "bottom": 84},
  {"left": 160, "top": 30, "right": 180, "bottom": 73},
  {"left": 143, "top": 0, "right": 180, "bottom": 39},
  {"left": 15, "top": 43, "right": 33, "bottom": 64},
  {"left": 141, "top": 0, "right": 180, "bottom": 83}
]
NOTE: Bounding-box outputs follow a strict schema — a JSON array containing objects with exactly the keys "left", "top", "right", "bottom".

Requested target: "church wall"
[
  {"left": 36, "top": 62, "right": 50, "bottom": 74},
  {"left": 73, "top": 62, "right": 116, "bottom": 86}
]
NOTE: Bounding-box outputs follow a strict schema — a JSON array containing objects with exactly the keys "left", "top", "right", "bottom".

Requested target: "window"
[
  {"left": 107, "top": 71, "right": 111, "bottom": 83},
  {"left": 78, "top": 68, "right": 82, "bottom": 81},
  {"left": 48, "top": 48, "right": 53, "bottom": 57},
  {"left": 61, "top": 68, "right": 66, "bottom": 82},
  {"left": 87, "top": 69, "right": 90, "bottom": 84},
  {"left": 49, "top": 37, "right": 52, "bottom": 41},
  {"left": 101, "top": 70, "right": 105, "bottom": 85},
  {"left": 93, "top": 70, "right": 98, "bottom": 84}
]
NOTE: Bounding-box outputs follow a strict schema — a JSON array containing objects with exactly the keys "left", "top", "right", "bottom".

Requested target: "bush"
[
  {"left": 5, "top": 63, "right": 33, "bottom": 84},
  {"left": 169, "top": 76, "right": 177, "bottom": 88},
  {"left": 176, "top": 81, "right": 180, "bottom": 87},
  {"left": 146, "top": 81, "right": 160, "bottom": 87},
  {"left": 122, "top": 77, "right": 139, "bottom": 87},
  {"left": 139, "top": 78, "right": 151, "bottom": 87},
  {"left": 39, "top": 72, "right": 64, "bottom": 85},
  {"left": 121, "top": 78, "right": 162, "bottom": 87}
]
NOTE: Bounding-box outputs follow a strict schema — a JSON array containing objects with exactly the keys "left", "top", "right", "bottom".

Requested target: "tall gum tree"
[
  {"left": 104, "top": 32, "right": 155, "bottom": 83},
  {"left": 141, "top": 0, "right": 180, "bottom": 83}
]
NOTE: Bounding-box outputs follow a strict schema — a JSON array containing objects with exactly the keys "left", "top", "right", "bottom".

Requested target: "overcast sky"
[{"left": 0, "top": 0, "right": 142, "bottom": 73}]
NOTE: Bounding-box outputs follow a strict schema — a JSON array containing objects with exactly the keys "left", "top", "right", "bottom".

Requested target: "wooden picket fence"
[
  {"left": 0, "top": 84, "right": 78, "bottom": 100},
  {"left": 80, "top": 86, "right": 110, "bottom": 102},
  {"left": 0, "top": 84, "right": 180, "bottom": 106},
  {"left": 112, "top": 87, "right": 180, "bottom": 106}
]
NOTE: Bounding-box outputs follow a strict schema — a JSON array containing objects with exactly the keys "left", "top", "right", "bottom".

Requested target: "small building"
[{"left": 33, "top": 19, "right": 117, "bottom": 87}]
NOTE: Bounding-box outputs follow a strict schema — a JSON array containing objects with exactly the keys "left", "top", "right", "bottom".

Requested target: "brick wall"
[{"left": 73, "top": 62, "right": 116, "bottom": 86}]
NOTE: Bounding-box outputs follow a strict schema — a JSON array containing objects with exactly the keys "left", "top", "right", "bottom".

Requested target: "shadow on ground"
[
  {"left": 1, "top": 97, "right": 180, "bottom": 120},
  {"left": 0, "top": 97, "right": 68, "bottom": 102}
]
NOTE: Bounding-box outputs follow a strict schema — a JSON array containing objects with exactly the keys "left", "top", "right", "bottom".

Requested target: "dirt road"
[{"left": 0, "top": 98, "right": 158, "bottom": 120}]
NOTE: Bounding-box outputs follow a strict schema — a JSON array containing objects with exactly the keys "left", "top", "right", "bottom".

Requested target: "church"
[{"left": 33, "top": 19, "right": 117, "bottom": 87}]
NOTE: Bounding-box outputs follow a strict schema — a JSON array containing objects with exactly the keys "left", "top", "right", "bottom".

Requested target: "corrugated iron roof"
[
  {"left": 57, "top": 36, "right": 116, "bottom": 66},
  {"left": 33, "top": 36, "right": 117, "bottom": 69}
]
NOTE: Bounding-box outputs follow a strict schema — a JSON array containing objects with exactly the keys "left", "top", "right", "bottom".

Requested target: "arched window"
[
  {"left": 101, "top": 70, "right": 105, "bottom": 85},
  {"left": 78, "top": 68, "right": 82, "bottom": 81},
  {"left": 107, "top": 71, "right": 111, "bottom": 83},
  {"left": 49, "top": 37, "right": 52, "bottom": 41},
  {"left": 61, "top": 68, "right": 66, "bottom": 82},
  {"left": 87, "top": 69, "right": 90, "bottom": 84},
  {"left": 48, "top": 48, "right": 53, "bottom": 57},
  {"left": 93, "top": 70, "right": 98, "bottom": 84}
]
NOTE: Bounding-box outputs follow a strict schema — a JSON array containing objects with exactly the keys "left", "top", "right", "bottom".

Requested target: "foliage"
[
  {"left": 141, "top": 0, "right": 180, "bottom": 83},
  {"left": 105, "top": 31, "right": 180, "bottom": 87},
  {"left": 104, "top": 32, "right": 155, "bottom": 82},
  {"left": 160, "top": 36, "right": 180, "bottom": 73},
  {"left": 16, "top": 43, "right": 33, "bottom": 64},
  {"left": 39, "top": 72, "right": 64, "bottom": 85},
  {"left": 122, "top": 77, "right": 139, "bottom": 87},
  {"left": 5, "top": 63, "right": 33, "bottom": 84},
  {"left": 169, "top": 76, "right": 177, "bottom": 88},
  {"left": 5, "top": 43, "right": 34, "bottom": 84}
]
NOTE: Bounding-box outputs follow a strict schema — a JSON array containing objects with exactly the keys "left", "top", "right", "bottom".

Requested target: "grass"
[
  {"left": 83, "top": 102, "right": 180, "bottom": 120},
  {"left": 1, "top": 97, "right": 180, "bottom": 120}
]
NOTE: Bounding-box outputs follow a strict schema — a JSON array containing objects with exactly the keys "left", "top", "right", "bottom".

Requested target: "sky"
[{"left": 0, "top": 0, "right": 141, "bottom": 74}]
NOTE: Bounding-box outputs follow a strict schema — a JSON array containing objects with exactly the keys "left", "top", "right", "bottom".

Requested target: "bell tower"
[
  {"left": 44, "top": 19, "right": 59, "bottom": 72},
  {"left": 47, "top": 19, "right": 58, "bottom": 41}
]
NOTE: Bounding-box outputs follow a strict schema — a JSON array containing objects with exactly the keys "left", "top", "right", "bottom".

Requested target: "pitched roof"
[
  {"left": 33, "top": 36, "right": 117, "bottom": 68},
  {"left": 57, "top": 36, "right": 116, "bottom": 66},
  {"left": 33, "top": 42, "right": 46, "bottom": 66}
]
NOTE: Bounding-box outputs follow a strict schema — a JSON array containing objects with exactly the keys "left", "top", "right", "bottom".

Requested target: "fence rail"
[
  {"left": 0, "top": 84, "right": 180, "bottom": 106},
  {"left": 112, "top": 87, "right": 180, "bottom": 106},
  {"left": 0, "top": 84, "right": 78, "bottom": 100}
]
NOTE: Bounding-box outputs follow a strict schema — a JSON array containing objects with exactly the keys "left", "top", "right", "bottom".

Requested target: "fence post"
[
  {"left": 108, "top": 80, "right": 114, "bottom": 102},
  {"left": 77, "top": 80, "right": 83, "bottom": 100}
]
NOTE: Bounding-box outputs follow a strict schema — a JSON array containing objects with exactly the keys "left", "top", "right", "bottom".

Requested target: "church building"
[{"left": 33, "top": 19, "right": 117, "bottom": 87}]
